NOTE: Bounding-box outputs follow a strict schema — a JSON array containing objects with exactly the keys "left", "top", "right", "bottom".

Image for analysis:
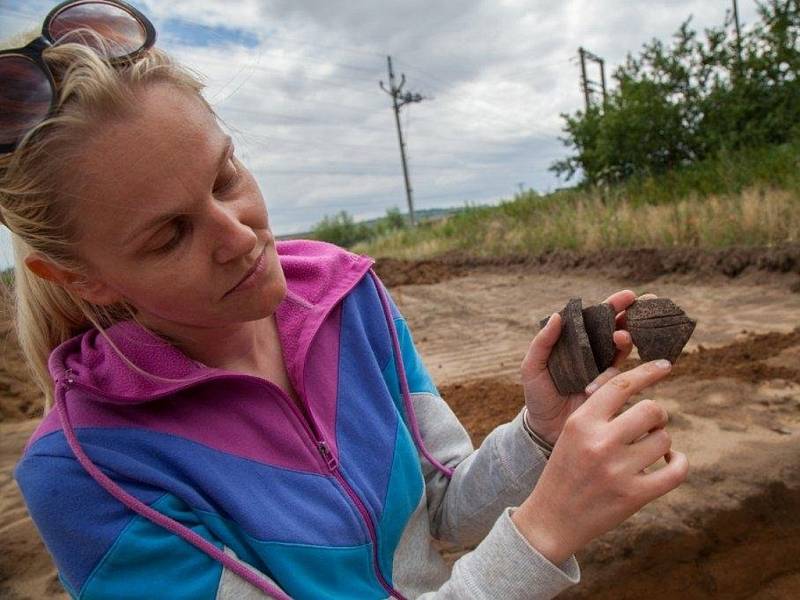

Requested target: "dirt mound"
[
  {"left": 642, "top": 327, "right": 800, "bottom": 384},
  {"left": 563, "top": 473, "right": 800, "bottom": 600},
  {"left": 374, "top": 244, "right": 800, "bottom": 287},
  {"left": 373, "top": 257, "right": 473, "bottom": 287},
  {"left": 439, "top": 378, "right": 523, "bottom": 446}
]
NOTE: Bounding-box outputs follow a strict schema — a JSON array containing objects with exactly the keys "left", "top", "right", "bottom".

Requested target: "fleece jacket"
[{"left": 14, "top": 239, "right": 581, "bottom": 599}]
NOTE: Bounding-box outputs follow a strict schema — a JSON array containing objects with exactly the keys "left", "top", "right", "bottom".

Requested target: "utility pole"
[
  {"left": 598, "top": 57, "right": 607, "bottom": 105},
  {"left": 579, "top": 47, "right": 590, "bottom": 113},
  {"left": 732, "top": 0, "right": 743, "bottom": 78},
  {"left": 578, "top": 47, "right": 607, "bottom": 111},
  {"left": 380, "top": 56, "right": 424, "bottom": 227}
]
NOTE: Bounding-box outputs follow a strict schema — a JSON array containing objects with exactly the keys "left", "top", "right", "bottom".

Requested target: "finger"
[
  {"left": 585, "top": 360, "right": 673, "bottom": 420},
  {"left": 633, "top": 450, "right": 689, "bottom": 501},
  {"left": 611, "top": 329, "right": 633, "bottom": 368},
  {"left": 601, "top": 289, "right": 636, "bottom": 314},
  {"left": 585, "top": 366, "right": 620, "bottom": 395},
  {"left": 625, "top": 428, "right": 672, "bottom": 473},
  {"left": 610, "top": 398, "right": 669, "bottom": 443},
  {"left": 615, "top": 292, "right": 658, "bottom": 329},
  {"left": 522, "top": 312, "right": 562, "bottom": 374}
]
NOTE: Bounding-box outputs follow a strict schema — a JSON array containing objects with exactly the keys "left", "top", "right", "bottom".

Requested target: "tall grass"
[
  {"left": 353, "top": 143, "right": 800, "bottom": 260},
  {"left": 354, "top": 188, "right": 799, "bottom": 260}
]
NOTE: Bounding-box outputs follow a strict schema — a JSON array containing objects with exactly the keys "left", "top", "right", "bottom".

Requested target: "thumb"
[{"left": 522, "top": 312, "right": 562, "bottom": 375}]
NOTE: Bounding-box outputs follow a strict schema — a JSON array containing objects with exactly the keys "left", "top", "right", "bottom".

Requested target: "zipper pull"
[
  {"left": 317, "top": 440, "right": 338, "bottom": 471},
  {"left": 64, "top": 367, "right": 75, "bottom": 387}
]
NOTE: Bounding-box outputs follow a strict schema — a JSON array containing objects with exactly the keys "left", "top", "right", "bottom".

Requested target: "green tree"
[
  {"left": 310, "top": 210, "right": 371, "bottom": 248},
  {"left": 383, "top": 206, "right": 408, "bottom": 230},
  {"left": 373, "top": 206, "right": 408, "bottom": 236},
  {"left": 551, "top": 0, "right": 800, "bottom": 187}
]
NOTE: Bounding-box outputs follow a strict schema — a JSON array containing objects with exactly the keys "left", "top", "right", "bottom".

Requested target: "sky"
[{"left": 0, "top": 0, "right": 761, "bottom": 269}]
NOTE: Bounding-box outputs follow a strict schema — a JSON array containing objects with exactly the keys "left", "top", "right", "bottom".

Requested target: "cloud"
[{"left": 0, "top": 0, "right": 762, "bottom": 269}]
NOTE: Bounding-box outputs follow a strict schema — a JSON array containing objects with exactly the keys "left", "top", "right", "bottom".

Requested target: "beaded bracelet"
[{"left": 522, "top": 407, "right": 555, "bottom": 458}]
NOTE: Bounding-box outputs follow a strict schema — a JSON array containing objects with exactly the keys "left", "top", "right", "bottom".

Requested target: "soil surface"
[
  {"left": 387, "top": 255, "right": 800, "bottom": 599},
  {"left": 1, "top": 248, "right": 799, "bottom": 598}
]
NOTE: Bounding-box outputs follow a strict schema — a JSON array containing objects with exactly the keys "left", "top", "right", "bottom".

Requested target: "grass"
[{"left": 352, "top": 142, "right": 800, "bottom": 260}]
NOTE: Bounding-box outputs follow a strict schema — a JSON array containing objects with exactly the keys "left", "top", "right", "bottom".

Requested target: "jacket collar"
[{"left": 47, "top": 240, "right": 375, "bottom": 404}]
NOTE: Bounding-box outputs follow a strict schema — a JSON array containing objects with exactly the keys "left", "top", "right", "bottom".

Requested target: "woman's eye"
[
  {"left": 154, "top": 220, "right": 189, "bottom": 253},
  {"left": 214, "top": 158, "right": 241, "bottom": 194}
]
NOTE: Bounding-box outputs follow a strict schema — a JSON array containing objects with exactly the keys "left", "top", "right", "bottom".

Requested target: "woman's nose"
[{"left": 210, "top": 200, "right": 258, "bottom": 264}]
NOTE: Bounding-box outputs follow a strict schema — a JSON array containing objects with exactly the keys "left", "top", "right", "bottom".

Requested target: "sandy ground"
[
  {"left": 391, "top": 265, "right": 800, "bottom": 599},
  {"left": 1, "top": 260, "right": 799, "bottom": 598}
]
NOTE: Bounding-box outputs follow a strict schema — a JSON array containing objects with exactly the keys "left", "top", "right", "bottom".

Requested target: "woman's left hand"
[{"left": 520, "top": 290, "right": 656, "bottom": 445}]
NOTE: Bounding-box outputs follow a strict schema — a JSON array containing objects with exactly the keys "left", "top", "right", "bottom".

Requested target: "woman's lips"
[{"left": 224, "top": 243, "right": 268, "bottom": 297}]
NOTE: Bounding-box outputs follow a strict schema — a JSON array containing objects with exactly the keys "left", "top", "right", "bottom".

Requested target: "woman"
[{"left": 3, "top": 1, "right": 688, "bottom": 598}]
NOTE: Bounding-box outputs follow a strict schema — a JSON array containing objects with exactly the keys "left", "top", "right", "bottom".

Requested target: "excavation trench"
[{"left": 436, "top": 329, "right": 800, "bottom": 598}]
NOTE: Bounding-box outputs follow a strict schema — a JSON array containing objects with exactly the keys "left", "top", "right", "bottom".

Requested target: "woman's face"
[{"left": 64, "top": 81, "right": 286, "bottom": 328}]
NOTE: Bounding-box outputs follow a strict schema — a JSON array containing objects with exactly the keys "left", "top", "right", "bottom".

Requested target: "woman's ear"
[
  {"left": 24, "top": 252, "right": 122, "bottom": 306},
  {"left": 24, "top": 252, "right": 66, "bottom": 284}
]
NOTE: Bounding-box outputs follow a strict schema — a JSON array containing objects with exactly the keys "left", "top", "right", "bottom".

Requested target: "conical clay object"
[
  {"left": 627, "top": 298, "right": 696, "bottom": 363},
  {"left": 582, "top": 302, "right": 616, "bottom": 372},
  {"left": 540, "top": 298, "right": 599, "bottom": 395}
]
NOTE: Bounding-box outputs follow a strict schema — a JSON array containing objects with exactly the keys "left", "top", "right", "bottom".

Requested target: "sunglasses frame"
[{"left": 0, "top": 0, "right": 156, "bottom": 153}]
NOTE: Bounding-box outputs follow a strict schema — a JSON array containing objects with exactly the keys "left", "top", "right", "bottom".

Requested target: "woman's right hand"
[{"left": 511, "top": 359, "right": 689, "bottom": 565}]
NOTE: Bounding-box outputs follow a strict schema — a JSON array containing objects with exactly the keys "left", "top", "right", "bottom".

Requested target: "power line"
[
  {"left": 221, "top": 102, "right": 560, "bottom": 157},
  {"left": 173, "top": 50, "right": 384, "bottom": 92},
  {"left": 395, "top": 55, "right": 572, "bottom": 90},
  {"left": 217, "top": 93, "right": 382, "bottom": 115},
  {"left": 256, "top": 32, "right": 385, "bottom": 60},
  {"left": 221, "top": 106, "right": 544, "bottom": 156},
  {"left": 167, "top": 42, "right": 383, "bottom": 75},
  {"left": 233, "top": 126, "right": 547, "bottom": 164},
  {"left": 394, "top": 56, "right": 574, "bottom": 134},
  {"left": 229, "top": 125, "right": 410, "bottom": 156},
  {"left": 199, "top": 58, "right": 564, "bottom": 139}
]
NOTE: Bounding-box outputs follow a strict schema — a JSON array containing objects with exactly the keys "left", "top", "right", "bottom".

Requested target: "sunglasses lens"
[
  {"left": 48, "top": 1, "right": 148, "bottom": 60},
  {"left": 0, "top": 56, "right": 52, "bottom": 146}
]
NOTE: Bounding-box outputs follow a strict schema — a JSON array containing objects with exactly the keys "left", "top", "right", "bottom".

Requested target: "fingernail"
[
  {"left": 655, "top": 359, "right": 672, "bottom": 369},
  {"left": 585, "top": 382, "right": 599, "bottom": 394}
]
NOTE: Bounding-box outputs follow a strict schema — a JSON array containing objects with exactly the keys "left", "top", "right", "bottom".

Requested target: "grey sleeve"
[
  {"left": 412, "top": 391, "right": 554, "bottom": 547},
  {"left": 383, "top": 305, "right": 556, "bottom": 547},
  {"left": 415, "top": 506, "right": 580, "bottom": 599},
  {"left": 410, "top": 393, "right": 581, "bottom": 598}
]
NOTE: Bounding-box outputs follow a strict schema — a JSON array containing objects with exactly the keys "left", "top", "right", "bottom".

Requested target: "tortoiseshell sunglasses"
[{"left": 0, "top": 0, "right": 156, "bottom": 154}]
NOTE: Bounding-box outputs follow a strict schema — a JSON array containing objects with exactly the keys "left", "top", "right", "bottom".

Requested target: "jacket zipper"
[
  {"left": 62, "top": 367, "right": 405, "bottom": 599},
  {"left": 273, "top": 384, "right": 405, "bottom": 600}
]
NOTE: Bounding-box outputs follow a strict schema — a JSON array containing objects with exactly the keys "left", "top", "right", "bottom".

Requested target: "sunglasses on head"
[{"left": 0, "top": 0, "right": 156, "bottom": 154}]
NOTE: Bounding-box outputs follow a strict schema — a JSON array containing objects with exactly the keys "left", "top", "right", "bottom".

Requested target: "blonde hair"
[{"left": 0, "top": 29, "right": 219, "bottom": 412}]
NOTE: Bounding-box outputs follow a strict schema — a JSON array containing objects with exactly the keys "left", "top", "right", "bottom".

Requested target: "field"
[{"left": 1, "top": 245, "right": 799, "bottom": 598}]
